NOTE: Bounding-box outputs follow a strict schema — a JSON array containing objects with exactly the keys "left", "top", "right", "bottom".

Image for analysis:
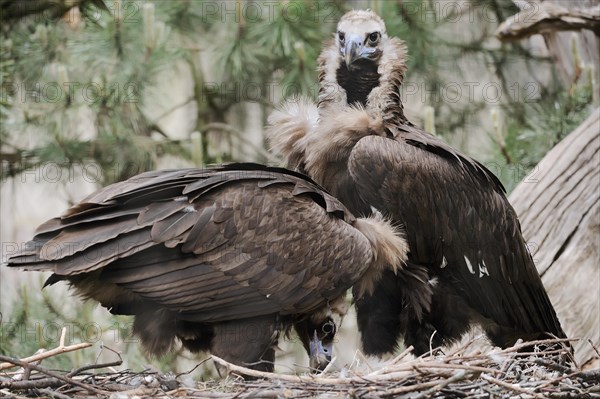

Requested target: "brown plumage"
[
  {"left": 7, "top": 163, "right": 409, "bottom": 371},
  {"left": 268, "top": 10, "right": 568, "bottom": 356}
]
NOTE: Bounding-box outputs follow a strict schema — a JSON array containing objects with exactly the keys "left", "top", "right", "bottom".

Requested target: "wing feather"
[
  {"left": 8, "top": 164, "right": 376, "bottom": 325},
  {"left": 348, "top": 135, "right": 564, "bottom": 337}
]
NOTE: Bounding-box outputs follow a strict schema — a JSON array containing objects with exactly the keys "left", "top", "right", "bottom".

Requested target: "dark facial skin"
[
  {"left": 295, "top": 316, "right": 337, "bottom": 371},
  {"left": 338, "top": 30, "right": 383, "bottom": 68}
]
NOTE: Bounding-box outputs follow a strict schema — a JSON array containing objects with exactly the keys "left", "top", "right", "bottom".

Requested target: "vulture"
[
  {"left": 267, "top": 10, "right": 568, "bottom": 357},
  {"left": 6, "top": 163, "right": 410, "bottom": 371}
]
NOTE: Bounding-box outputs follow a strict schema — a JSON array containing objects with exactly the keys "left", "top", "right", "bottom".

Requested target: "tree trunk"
[{"left": 509, "top": 108, "right": 600, "bottom": 368}]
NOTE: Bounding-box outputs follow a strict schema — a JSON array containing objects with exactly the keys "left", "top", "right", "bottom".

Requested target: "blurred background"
[{"left": 1, "top": 0, "right": 598, "bottom": 377}]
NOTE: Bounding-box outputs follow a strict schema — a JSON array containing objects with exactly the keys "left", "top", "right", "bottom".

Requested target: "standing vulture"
[
  {"left": 268, "top": 10, "right": 568, "bottom": 357},
  {"left": 6, "top": 163, "right": 409, "bottom": 371}
]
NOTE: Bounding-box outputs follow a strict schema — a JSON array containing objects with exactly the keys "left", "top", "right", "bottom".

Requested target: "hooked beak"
[
  {"left": 308, "top": 330, "right": 332, "bottom": 371},
  {"left": 344, "top": 37, "right": 363, "bottom": 68}
]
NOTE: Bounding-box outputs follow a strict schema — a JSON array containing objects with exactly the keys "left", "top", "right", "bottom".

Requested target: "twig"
[
  {"left": 481, "top": 373, "right": 546, "bottom": 398},
  {"left": 38, "top": 388, "right": 74, "bottom": 399},
  {"left": 405, "top": 362, "right": 502, "bottom": 376},
  {"left": 535, "top": 366, "right": 600, "bottom": 392},
  {"left": 3, "top": 337, "right": 594, "bottom": 397},
  {"left": 0, "top": 355, "right": 107, "bottom": 395},
  {"left": 391, "top": 346, "right": 414, "bottom": 364},
  {"left": 317, "top": 356, "right": 337, "bottom": 376},
  {"left": 496, "top": 338, "right": 575, "bottom": 354},
  {"left": 413, "top": 370, "right": 469, "bottom": 399},
  {"left": 0, "top": 330, "right": 92, "bottom": 371},
  {"left": 66, "top": 359, "right": 123, "bottom": 378},
  {"left": 0, "top": 378, "right": 65, "bottom": 390},
  {"left": 65, "top": 344, "right": 123, "bottom": 378},
  {"left": 378, "top": 380, "right": 444, "bottom": 396},
  {"left": 571, "top": 368, "right": 600, "bottom": 382},
  {"left": 198, "top": 122, "right": 277, "bottom": 162},
  {"left": 531, "top": 358, "right": 571, "bottom": 374},
  {"left": 175, "top": 357, "right": 211, "bottom": 379},
  {"left": 428, "top": 330, "right": 439, "bottom": 355},
  {"left": 445, "top": 336, "right": 480, "bottom": 358},
  {"left": 152, "top": 97, "right": 196, "bottom": 123},
  {"left": 589, "top": 339, "right": 600, "bottom": 358},
  {"left": 211, "top": 355, "right": 343, "bottom": 384}
]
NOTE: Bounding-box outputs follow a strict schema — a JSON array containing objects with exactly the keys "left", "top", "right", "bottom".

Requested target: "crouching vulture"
[
  {"left": 6, "top": 163, "right": 409, "bottom": 372},
  {"left": 268, "top": 10, "right": 568, "bottom": 357}
]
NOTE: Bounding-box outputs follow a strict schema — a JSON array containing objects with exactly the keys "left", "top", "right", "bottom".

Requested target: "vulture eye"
[
  {"left": 367, "top": 32, "right": 380, "bottom": 45},
  {"left": 338, "top": 32, "right": 345, "bottom": 44}
]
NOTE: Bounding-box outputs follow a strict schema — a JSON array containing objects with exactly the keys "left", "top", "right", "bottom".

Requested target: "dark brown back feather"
[
  {"left": 7, "top": 163, "right": 389, "bottom": 358},
  {"left": 347, "top": 134, "right": 566, "bottom": 344}
]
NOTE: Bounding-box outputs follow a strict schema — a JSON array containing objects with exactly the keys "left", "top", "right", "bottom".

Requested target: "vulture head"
[
  {"left": 318, "top": 9, "right": 407, "bottom": 115},
  {"left": 336, "top": 10, "right": 386, "bottom": 69}
]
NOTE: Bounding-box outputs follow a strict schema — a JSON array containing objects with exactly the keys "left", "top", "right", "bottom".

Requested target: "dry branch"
[
  {"left": 496, "top": 2, "right": 600, "bottom": 41},
  {"left": 0, "top": 327, "right": 92, "bottom": 371}
]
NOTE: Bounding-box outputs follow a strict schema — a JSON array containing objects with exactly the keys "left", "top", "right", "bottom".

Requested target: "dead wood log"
[{"left": 509, "top": 108, "right": 600, "bottom": 368}]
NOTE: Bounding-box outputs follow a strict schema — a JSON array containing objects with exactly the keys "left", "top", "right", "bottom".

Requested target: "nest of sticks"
[{"left": 1, "top": 329, "right": 599, "bottom": 398}]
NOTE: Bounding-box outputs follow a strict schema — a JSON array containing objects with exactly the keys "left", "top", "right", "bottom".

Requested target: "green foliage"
[
  {"left": 1, "top": 2, "right": 193, "bottom": 184},
  {"left": 494, "top": 82, "right": 595, "bottom": 192},
  {"left": 253, "top": 1, "right": 329, "bottom": 95},
  {"left": 0, "top": 37, "right": 15, "bottom": 143},
  {"left": 217, "top": 25, "right": 271, "bottom": 84},
  {"left": 1, "top": 0, "right": 345, "bottom": 182}
]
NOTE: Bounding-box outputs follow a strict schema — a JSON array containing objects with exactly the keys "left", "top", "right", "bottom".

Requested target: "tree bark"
[{"left": 509, "top": 108, "right": 600, "bottom": 368}]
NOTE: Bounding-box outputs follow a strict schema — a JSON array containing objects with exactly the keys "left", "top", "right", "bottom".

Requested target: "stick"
[
  {"left": 211, "top": 355, "right": 344, "bottom": 384},
  {"left": 588, "top": 339, "right": 600, "bottom": 359},
  {"left": 0, "top": 337, "right": 92, "bottom": 371},
  {"left": 38, "top": 388, "right": 74, "bottom": 399},
  {"left": 317, "top": 356, "right": 337, "bottom": 376},
  {"left": 413, "top": 370, "right": 469, "bottom": 399},
  {"left": 66, "top": 360, "right": 123, "bottom": 378},
  {"left": 0, "top": 378, "right": 65, "bottom": 390},
  {"left": 378, "top": 380, "right": 444, "bottom": 396},
  {"left": 0, "top": 355, "right": 107, "bottom": 395},
  {"left": 363, "top": 346, "right": 415, "bottom": 377},
  {"left": 501, "top": 338, "right": 576, "bottom": 351},
  {"left": 481, "top": 373, "right": 546, "bottom": 398},
  {"left": 391, "top": 346, "right": 414, "bottom": 364}
]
